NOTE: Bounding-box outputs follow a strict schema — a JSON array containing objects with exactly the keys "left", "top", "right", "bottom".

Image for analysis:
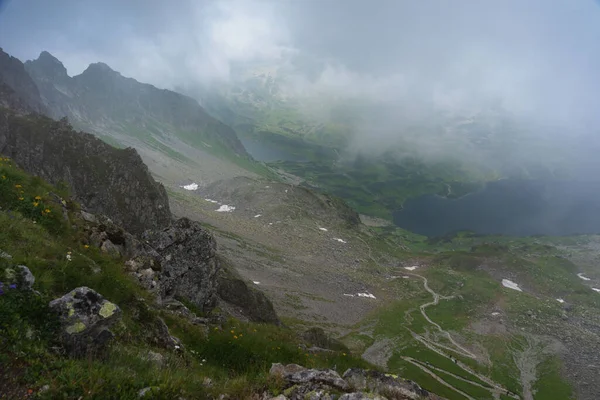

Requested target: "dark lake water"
[
  {"left": 238, "top": 135, "right": 308, "bottom": 162},
  {"left": 393, "top": 180, "right": 600, "bottom": 237}
]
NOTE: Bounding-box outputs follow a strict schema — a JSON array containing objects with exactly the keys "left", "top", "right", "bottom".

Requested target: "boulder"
[
  {"left": 342, "top": 369, "right": 440, "bottom": 400},
  {"left": 4, "top": 265, "right": 35, "bottom": 290},
  {"left": 339, "top": 394, "right": 387, "bottom": 400},
  {"left": 270, "top": 363, "right": 349, "bottom": 391},
  {"left": 49, "top": 287, "right": 121, "bottom": 357},
  {"left": 143, "top": 218, "right": 219, "bottom": 313},
  {"left": 301, "top": 327, "right": 348, "bottom": 352},
  {"left": 217, "top": 258, "right": 280, "bottom": 324}
]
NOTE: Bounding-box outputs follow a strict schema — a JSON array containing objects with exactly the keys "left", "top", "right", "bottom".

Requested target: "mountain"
[
  {"left": 0, "top": 107, "right": 171, "bottom": 235},
  {"left": 0, "top": 48, "right": 46, "bottom": 114},
  {"left": 23, "top": 51, "right": 263, "bottom": 186}
]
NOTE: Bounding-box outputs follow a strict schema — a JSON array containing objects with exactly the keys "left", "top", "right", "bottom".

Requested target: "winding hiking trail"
[
  {"left": 355, "top": 235, "right": 521, "bottom": 399},
  {"left": 400, "top": 270, "right": 520, "bottom": 399}
]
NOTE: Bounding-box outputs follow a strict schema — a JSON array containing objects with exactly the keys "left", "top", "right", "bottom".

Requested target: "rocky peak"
[
  {"left": 0, "top": 48, "right": 46, "bottom": 114},
  {"left": 25, "top": 51, "right": 69, "bottom": 82},
  {"left": 81, "top": 62, "right": 119, "bottom": 76}
]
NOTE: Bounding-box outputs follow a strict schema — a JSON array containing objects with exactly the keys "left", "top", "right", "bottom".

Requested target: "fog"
[{"left": 2, "top": 0, "right": 600, "bottom": 167}]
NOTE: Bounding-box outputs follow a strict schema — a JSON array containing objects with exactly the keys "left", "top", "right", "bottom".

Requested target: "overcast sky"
[{"left": 1, "top": 0, "right": 599, "bottom": 134}]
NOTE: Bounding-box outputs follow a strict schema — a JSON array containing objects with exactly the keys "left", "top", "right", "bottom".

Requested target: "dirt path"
[
  {"left": 408, "top": 272, "right": 477, "bottom": 359},
  {"left": 402, "top": 356, "right": 475, "bottom": 400},
  {"left": 358, "top": 234, "right": 522, "bottom": 399}
]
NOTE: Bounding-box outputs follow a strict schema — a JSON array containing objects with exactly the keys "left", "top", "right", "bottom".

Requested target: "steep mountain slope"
[
  {"left": 23, "top": 51, "right": 263, "bottom": 186},
  {"left": 0, "top": 48, "right": 46, "bottom": 114},
  {"left": 0, "top": 107, "right": 171, "bottom": 234}
]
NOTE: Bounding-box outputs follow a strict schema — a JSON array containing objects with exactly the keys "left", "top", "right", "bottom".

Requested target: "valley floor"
[{"left": 167, "top": 178, "right": 600, "bottom": 400}]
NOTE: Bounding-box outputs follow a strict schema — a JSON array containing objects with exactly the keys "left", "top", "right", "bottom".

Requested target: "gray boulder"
[
  {"left": 4, "top": 265, "right": 35, "bottom": 290},
  {"left": 143, "top": 218, "right": 219, "bottom": 313},
  {"left": 339, "top": 394, "right": 387, "bottom": 400},
  {"left": 270, "top": 363, "right": 349, "bottom": 391},
  {"left": 342, "top": 369, "right": 440, "bottom": 400},
  {"left": 217, "top": 258, "right": 280, "bottom": 324},
  {"left": 49, "top": 287, "right": 121, "bottom": 357}
]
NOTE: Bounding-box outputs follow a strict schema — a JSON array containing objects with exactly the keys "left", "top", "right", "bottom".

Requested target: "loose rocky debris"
[
  {"left": 269, "top": 363, "right": 445, "bottom": 400},
  {"left": 49, "top": 286, "right": 121, "bottom": 357}
]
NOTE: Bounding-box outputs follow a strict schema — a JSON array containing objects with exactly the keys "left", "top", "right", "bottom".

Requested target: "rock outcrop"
[
  {"left": 217, "top": 257, "right": 280, "bottom": 324},
  {"left": 269, "top": 363, "right": 445, "bottom": 400},
  {"left": 49, "top": 287, "right": 121, "bottom": 357},
  {"left": 0, "top": 108, "right": 171, "bottom": 235},
  {"left": 142, "top": 218, "right": 219, "bottom": 313}
]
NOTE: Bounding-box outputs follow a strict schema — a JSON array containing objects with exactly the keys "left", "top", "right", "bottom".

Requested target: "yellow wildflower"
[
  {"left": 14, "top": 184, "right": 22, "bottom": 188},
  {"left": 239, "top": 334, "right": 243, "bottom": 337},
  {"left": 33, "top": 202, "right": 39, "bottom": 207},
  {"left": 34, "top": 196, "right": 42, "bottom": 200},
  {"left": 233, "top": 335, "right": 238, "bottom": 340},
  {"left": 342, "top": 353, "right": 347, "bottom": 356},
  {"left": 84, "top": 245, "right": 90, "bottom": 249},
  {"left": 18, "top": 197, "right": 24, "bottom": 201},
  {"left": 1, "top": 175, "right": 5, "bottom": 180},
  {"left": 44, "top": 208, "right": 51, "bottom": 213},
  {"left": 230, "top": 330, "right": 235, "bottom": 334}
]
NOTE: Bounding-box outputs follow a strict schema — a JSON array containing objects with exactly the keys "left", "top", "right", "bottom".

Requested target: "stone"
[
  {"left": 217, "top": 268, "right": 280, "bottom": 324},
  {"left": 270, "top": 363, "right": 348, "bottom": 391},
  {"left": 269, "top": 396, "right": 288, "bottom": 400},
  {"left": 145, "top": 350, "right": 165, "bottom": 368},
  {"left": 49, "top": 287, "right": 121, "bottom": 357},
  {"left": 339, "top": 394, "right": 387, "bottom": 400},
  {"left": 342, "top": 369, "right": 439, "bottom": 400},
  {"left": 0, "top": 249, "right": 12, "bottom": 259},
  {"left": 16, "top": 265, "right": 35, "bottom": 289},
  {"left": 143, "top": 218, "right": 219, "bottom": 314}
]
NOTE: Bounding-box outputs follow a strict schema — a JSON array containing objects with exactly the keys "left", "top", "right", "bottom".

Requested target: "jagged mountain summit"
[{"left": 21, "top": 50, "right": 261, "bottom": 185}]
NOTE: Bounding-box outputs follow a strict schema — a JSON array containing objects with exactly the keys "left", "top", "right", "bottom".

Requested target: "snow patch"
[
  {"left": 254, "top": 214, "right": 262, "bottom": 218},
  {"left": 404, "top": 266, "right": 418, "bottom": 271},
  {"left": 502, "top": 279, "right": 522, "bottom": 292},
  {"left": 357, "top": 293, "right": 376, "bottom": 299},
  {"left": 577, "top": 273, "right": 591, "bottom": 281},
  {"left": 592, "top": 288, "right": 600, "bottom": 293},
  {"left": 318, "top": 227, "right": 328, "bottom": 232},
  {"left": 253, "top": 281, "right": 260, "bottom": 285},
  {"left": 216, "top": 205, "right": 235, "bottom": 212},
  {"left": 182, "top": 183, "right": 198, "bottom": 191},
  {"left": 556, "top": 298, "right": 565, "bottom": 303},
  {"left": 491, "top": 312, "right": 501, "bottom": 317},
  {"left": 343, "top": 294, "right": 355, "bottom": 297},
  {"left": 205, "top": 198, "right": 218, "bottom": 204},
  {"left": 333, "top": 238, "right": 347, "bottom": 243}
]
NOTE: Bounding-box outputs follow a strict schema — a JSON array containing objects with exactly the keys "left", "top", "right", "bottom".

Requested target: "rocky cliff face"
[
  {"left": 0, "top": 48, "right": 46, "bottom": 114},
  {"left": 24, "top": 51, "right": 248, "bottom": 157},
  {"left": 0, "top": 108, "right": 171, "bottom": 235}
]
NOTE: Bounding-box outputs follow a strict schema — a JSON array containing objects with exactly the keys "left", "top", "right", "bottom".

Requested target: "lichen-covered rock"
[
  {"left": 4, "top": 265, "right": 35, "bottom": 290},
  {"left": 49, "top": 287, "right": 121, "bottom": 356},
  {"left": 143, "top": 218, "right": 219, "bottom": 313}
]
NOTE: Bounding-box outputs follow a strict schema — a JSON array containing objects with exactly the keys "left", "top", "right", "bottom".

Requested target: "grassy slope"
[{"left": 0, "top": 157, "right": 370, "bottom": 399}]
